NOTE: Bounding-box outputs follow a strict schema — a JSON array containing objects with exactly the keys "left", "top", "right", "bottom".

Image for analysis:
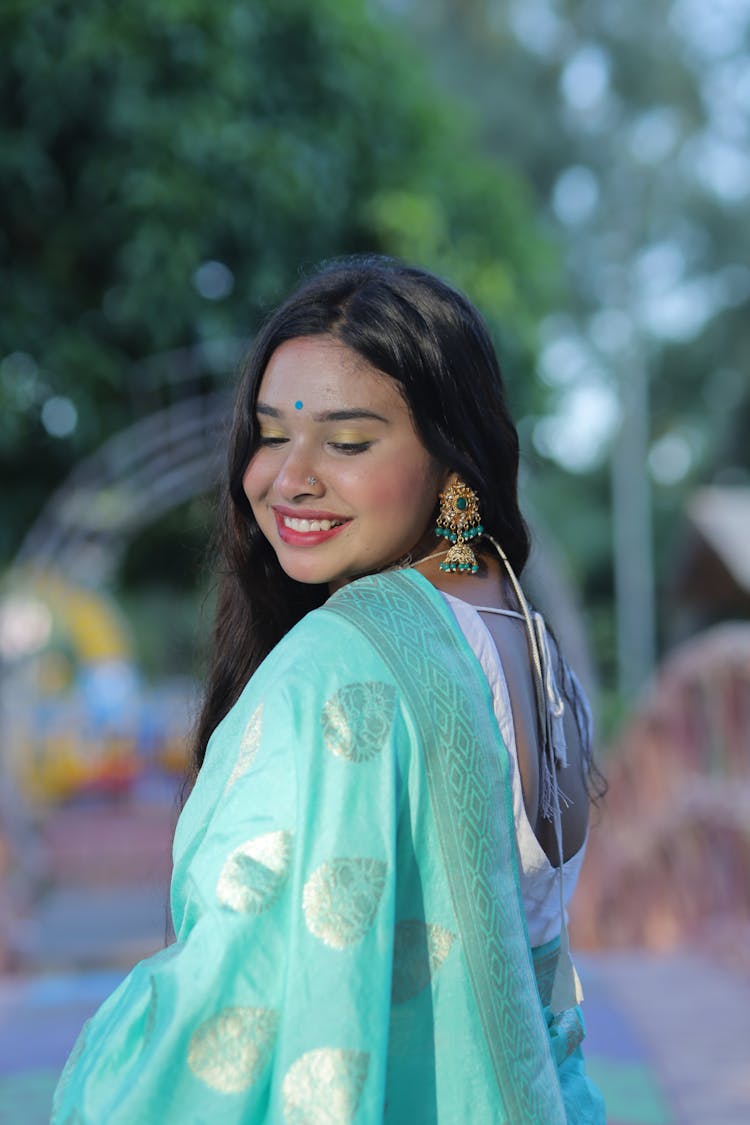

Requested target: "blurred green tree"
[
  {"left": 0, "top": 0, "right": 559, "bottom": 566},
  {"left": 394, "top": 0, "right": 750, "bottom": 693}
]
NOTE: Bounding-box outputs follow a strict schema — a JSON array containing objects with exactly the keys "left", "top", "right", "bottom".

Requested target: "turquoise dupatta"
[{"left": 52, "top": 569, "right": 572, "bottom": 1123}]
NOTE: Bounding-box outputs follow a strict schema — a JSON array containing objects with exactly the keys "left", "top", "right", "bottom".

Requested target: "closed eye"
[
  {"left": 329, "top": 441, "right": 372, "bottom": 454},
  {"left": 258, "top": 435, "right": 289, "bottom": 447}
]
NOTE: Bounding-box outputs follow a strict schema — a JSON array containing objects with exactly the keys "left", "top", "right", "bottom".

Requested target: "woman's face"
[{"left": 243, "top": 335, "right": 448, "bottom": 591}]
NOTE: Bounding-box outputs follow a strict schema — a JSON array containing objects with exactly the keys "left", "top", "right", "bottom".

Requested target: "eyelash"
[
  {"left": 257, "top": 437, "right": 372, "bottom": 455},
  {"left": 329, "top": 442, "right": 371, "bottom": 454}
]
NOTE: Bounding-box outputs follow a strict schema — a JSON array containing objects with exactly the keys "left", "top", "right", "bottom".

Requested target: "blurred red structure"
[{"left": 572, "top": 623, "right": 750, "bottom": 973}]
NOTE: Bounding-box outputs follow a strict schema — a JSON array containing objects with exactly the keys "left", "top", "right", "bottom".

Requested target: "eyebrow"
[{"left": 256, "top": 403, "right": 390, "bottom": 424}]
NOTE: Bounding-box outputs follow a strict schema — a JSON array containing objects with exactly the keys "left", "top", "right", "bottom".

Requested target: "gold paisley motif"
[
  {"left": 226, "top": 703, "right": 264, "bottom": 791},
  {"left": 217, "top": 830, "right": 293, "bottom": 914},
  {"left": 282, "top": 1047, "right": 369, "bottom": 1124},
  {"left": 188, "top": 1005, "right": 278, "bottom": 1093},
  {"left": 303, "top": 858, "right": 387, "bottom": 948},
  {"left": 391, "top": 920, "right": 456, "bottom": 1003},
  {"left": 322, "top": 682, "right": 396, "bottom": 762}
]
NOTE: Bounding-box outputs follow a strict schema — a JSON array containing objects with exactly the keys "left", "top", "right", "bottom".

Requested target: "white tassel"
[{"left": 533, "top": 613, "right": 568, "bottom": 769}]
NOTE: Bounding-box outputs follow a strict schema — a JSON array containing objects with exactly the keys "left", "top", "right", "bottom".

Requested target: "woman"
[{"left": 53, "top": 257, "right": 605, "bottom": 1123}]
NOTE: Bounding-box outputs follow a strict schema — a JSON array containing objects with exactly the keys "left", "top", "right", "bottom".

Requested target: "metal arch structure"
[
  {"left": 16, "top": 389, "right": 233, "bottom": 587},
  {"left": 0, "top": 386, "right": 235, "bottom": 875}
]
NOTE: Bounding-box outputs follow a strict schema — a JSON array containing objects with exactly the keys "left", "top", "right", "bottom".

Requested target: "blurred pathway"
[
  {"left": 1, "top": 951, "right": 666, "bottom": 1124},
  {"left": 1, "top": 796, "right": 749, "bottom": 1123},
  {"left": 580, "top": 951, "right": 750, "bottom": 1125},
  {"left": 3, "top": 936, "right": 749, "bottom": 1121}
]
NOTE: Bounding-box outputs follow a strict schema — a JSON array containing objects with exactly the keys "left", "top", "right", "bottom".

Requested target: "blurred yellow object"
[
  {"left": 32, "top": 570, "right": 131, "bottom": 662},
  {"left": 157, "top": 736, "right": 189, "bottom": 776},
  {"left": 22, "top": 736, "right": 140, "bottom": 803},
  {"left": 2, "top": 569, "right": 194, "bottom": 805},
  {"left": 3, "top": 568, "right": 138, "bottom": 803},
  {"left": 21, "top": 739, "right": 88, "bottom": 803}
]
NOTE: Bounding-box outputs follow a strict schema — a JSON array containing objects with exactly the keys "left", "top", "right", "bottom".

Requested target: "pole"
[{"left": 611, "top": 343, "right": 656, "bottom": 697}]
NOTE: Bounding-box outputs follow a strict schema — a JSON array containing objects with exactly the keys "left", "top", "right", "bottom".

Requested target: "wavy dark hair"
[{"left": 190, "top": 256, "right": 531, "bottom": 777}]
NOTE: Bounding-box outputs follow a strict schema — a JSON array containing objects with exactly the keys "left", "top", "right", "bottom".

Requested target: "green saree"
[{"left": 52, "top": 569, "right": 601, "bottom": 1123}]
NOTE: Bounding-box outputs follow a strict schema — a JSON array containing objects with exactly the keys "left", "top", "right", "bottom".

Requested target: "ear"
[{"left": 439, "top": 467, "right": 460, "bottom": 491}]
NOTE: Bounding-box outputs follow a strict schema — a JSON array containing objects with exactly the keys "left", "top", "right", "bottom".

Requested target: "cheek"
[
  {"left": 241, "top": 464, "right": 253, "bottom": 502},
  {"left": 242, "top": 457, "right": 265, "bottom": 506},
  {"left": 361, "top": 459, "right": 439, "bottom": 521}
]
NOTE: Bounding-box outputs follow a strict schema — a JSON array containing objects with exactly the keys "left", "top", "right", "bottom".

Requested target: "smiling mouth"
[{"left": 280, "top": 515, "right": 347, "bottom": 532}]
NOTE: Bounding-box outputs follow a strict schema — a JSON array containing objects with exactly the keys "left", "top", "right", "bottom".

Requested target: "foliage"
[
  {"left": 394, "top": 0, "right": 750, "bottom": 694},
  {"left": 0, "top": 0, "right": 558, "bottom": 564}
]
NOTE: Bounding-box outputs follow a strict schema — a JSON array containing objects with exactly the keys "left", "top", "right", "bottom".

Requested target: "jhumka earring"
[{"left": 434, "top": 479, "right": 484, "bottom": 573}]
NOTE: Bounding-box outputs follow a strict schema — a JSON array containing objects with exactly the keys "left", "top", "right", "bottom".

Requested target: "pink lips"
[{"left": 272, "top": 507, "right": 351, "bottom": 547}]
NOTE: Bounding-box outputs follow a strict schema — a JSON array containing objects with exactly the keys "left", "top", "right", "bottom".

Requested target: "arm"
[{"left": 53, "top": 613, "right": 402, "bottom": 1124}]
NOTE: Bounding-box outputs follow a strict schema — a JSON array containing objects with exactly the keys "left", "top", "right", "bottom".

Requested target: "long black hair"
[{"left": 190, "top": 256, "right": 530, "bottom": 776}]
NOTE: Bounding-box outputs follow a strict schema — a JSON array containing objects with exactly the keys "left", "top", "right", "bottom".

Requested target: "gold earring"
[{"left": 434, "top": 479, "right": 483, "bottom": 573}]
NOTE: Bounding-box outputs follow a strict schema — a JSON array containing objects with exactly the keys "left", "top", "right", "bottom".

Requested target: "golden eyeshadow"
[
  {"left": 330, "top": 432, "right": 370, "bottom": 443},
  {"left": 258, "top": 428, "right": 287, "bottom": 439}
]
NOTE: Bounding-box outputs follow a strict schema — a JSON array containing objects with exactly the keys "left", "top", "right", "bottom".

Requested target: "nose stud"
[{"left": 306, "top": 476, "right": 318, "bottom": 486}]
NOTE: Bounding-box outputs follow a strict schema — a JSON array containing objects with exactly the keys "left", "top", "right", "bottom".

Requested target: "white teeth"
[{"left": 282, "top": 516, "right": 342, "bottom": 532}]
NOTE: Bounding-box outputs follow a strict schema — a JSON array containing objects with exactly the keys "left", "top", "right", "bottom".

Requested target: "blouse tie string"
[{"left": 485, "top": 536, "right": 583, "bottom": 1015}]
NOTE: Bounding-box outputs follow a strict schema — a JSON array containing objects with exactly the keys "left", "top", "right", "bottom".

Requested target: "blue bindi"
[{"left": 294, "top": 400, "right": 303, "bottom": 410}]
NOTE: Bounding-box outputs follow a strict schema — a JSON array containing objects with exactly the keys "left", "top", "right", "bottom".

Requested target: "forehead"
[{"left": 258, "top": 336, "right": 405, "bottom": 413}]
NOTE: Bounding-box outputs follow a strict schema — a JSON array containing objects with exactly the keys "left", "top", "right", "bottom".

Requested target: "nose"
[{"left": 275, "top": 443, "right": 323, "bottom": 499}]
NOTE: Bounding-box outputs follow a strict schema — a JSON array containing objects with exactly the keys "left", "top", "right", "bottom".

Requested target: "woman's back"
[{"left": 419, "top": 554, "right": 591, "bottom": 869}]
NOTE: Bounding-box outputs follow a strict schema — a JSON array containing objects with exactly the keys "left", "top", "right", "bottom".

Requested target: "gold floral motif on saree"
[
  {"left": 225, "top": 703, "right": 264, "bottom": 791},
  {"left": 282, "top": 1047, "right": 369, "bottom": 1124},
  {"left": 303, "top": 858, "right": 387, "bottom": 948},
  {"left": 217, "top": 829, "right": 293, "bottom": 914},
  {"left": 187, "top": 1005, "right": 278, "bottom": 1093},
  {"left": 321, "top": 682, "right": 396, "bottom": 762}
]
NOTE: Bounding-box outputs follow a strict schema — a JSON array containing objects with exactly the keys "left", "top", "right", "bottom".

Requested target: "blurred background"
[{"left": 1, "top": 1, "right": 749, "bottom": 1121}]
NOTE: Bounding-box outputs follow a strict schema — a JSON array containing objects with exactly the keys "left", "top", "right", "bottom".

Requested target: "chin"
[{"left": 275, "top": 556, "right": 339, "bottom": 588}]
